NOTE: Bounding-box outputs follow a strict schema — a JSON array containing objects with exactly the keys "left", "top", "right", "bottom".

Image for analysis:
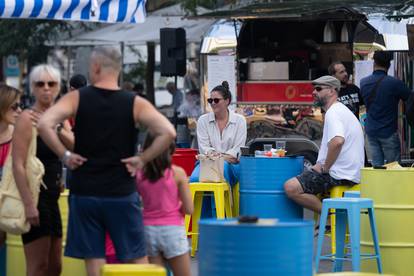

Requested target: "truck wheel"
[{"left": 297, "top": 150, "right": 317, "bottom": 171}]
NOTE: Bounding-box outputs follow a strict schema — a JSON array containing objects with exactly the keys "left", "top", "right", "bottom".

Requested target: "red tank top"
[{"left": 0, "top": 140, "right": 11, "bottom": 167}]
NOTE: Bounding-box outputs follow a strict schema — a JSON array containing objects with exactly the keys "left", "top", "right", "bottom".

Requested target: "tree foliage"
[
  {"left": 0, "top": 19, "right": 83, "bottom": 65},
  {"left": 177, "top": 0, "right": 223, "bottom": 15}
]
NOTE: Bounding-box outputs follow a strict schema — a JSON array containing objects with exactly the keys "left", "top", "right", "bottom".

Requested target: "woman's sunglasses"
[
  {"left": 207, "top": 98, "right": 224, "bottom": 104},
  {"left": 34, "top": 81, "right": 58, "bottom": 88},
  {"left": 10, "top": 102, "right": 23, "bottom": 111}
]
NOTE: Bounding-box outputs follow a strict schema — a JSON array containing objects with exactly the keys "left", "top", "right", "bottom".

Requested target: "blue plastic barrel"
[
  {"left": 239, "top": 156, "right": 304, "bottom": 219},
  {"left": 199, "top": 219, "right": 314, "bottom": 276}
]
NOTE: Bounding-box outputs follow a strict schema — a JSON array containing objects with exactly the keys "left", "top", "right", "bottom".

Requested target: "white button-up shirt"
[{"left": 196, "top": 110, "right": 247, "bottom": 158}]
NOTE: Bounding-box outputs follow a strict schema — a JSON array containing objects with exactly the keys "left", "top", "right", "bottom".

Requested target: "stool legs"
[
  {"left": 315, "top": 206, "right": 329, "bottom": 272},
  {"left": 333, "top": 210, "right": 347, "bottom": 272},
  {"left": 224, "top": 190, "right": 233, "bottom": 218},
  {"left": 347, "top": 206, "right": 361, "bottom": 272},
  {"left": 213, "top": 189, "right": 226, "bottom": 219},
  {"left": 191, "top": 192, "right": 203, "bottom": 257},
  {"left": 368, "top": 208, "right": 383, "bottom": 273}
]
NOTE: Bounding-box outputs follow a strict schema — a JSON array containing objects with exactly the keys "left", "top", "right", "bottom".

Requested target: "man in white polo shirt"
[{"left": 284, "top": 75, "right": 364, "bottom": 213}]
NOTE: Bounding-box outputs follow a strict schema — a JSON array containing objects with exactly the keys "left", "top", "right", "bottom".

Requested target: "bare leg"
[
  {"left": 167, "top": 253, "right": 192, "bottom": 276},
  {"left": 47, "top": 237, "right": 62, "bottom": 276},
  {"left": 284, "top": 177, "right": 322, "bottom": 213},
  {"left": 85, "top": 258, "right": 105, "bottom": 276},
  {"left": 127, "top": 255, "right": 149, "bottom": 264},
  {"left": 148, "top": 255, "right": 164, "bottom": 266},
  {"left": 23, "top": 237, "right": 51, "bottom": 276}
]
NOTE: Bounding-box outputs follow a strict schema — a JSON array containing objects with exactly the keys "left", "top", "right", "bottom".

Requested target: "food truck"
[{"left": 200, "top": 7, "right": 379, "bottom": 167}]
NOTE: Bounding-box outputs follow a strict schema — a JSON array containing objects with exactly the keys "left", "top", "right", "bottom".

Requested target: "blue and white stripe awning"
[{"left": 0, "top": 0, "right": 146, "bottom": 23}]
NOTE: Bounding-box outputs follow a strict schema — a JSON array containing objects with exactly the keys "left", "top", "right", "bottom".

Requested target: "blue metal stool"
[
  {"left": 315, "top": 198, "right": 382, "bottom": 273},
  {"left": 344, "top": 191, "right": 360, "bottom": 198}
]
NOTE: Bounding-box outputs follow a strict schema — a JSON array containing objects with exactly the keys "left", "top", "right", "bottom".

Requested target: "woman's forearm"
[{"left": 13, "top": 164, "right": 35, "bottom": 208}]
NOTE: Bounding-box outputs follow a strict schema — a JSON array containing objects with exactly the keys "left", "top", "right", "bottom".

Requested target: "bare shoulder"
[
  {"left": 133, "top": 95, "right": 150, "bottom": 107},
  {"left": 13, "top": 110, "right": 34, "bottom": 140},
  {"left": 172, "top": 165, "right": 187, "bottom": 180},
  {"left": 17, "top": 110, "right": 34, "bottom": 128},
  {"left": 133, "top": 95, "right": 152, "bottom": 118}
]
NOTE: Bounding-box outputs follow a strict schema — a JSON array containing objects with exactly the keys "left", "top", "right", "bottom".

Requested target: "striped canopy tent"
[{"left": 0, "top": 0, "right": 146, "bottom": 23}]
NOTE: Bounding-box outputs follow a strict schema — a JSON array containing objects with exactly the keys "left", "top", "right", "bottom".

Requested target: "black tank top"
[
  {"left": 37, "top": 136, "right": 62, "bottom": 195},
  {"left": 71, "top": 86, "right": 138, "bottom": 196}
]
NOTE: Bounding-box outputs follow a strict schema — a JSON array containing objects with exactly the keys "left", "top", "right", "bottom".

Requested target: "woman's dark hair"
[
  {"left": 211, "top": 81, "right": 231, "bottom": 104},
  {"left": 142, "top": 132, "right": 176, "bottom": 182}
]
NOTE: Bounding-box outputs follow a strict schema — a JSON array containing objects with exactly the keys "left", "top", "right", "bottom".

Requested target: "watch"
[{"left": 62, "top": 150, "right": 72, "bottom": 164}]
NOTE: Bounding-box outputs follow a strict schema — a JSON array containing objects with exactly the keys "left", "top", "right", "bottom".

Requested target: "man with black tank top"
[{"left": 38, "top": 46, "right": 176, "bottom": 276}]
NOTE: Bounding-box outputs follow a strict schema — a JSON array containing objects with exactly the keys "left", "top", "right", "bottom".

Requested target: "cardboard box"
[{"left": 248, "top": 61, "right": 289, "bottom": 80}]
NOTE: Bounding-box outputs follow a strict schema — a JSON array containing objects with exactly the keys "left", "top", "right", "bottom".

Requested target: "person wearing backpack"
[{"left": 360, "top": 51, "right": 411, "bottom": 167}]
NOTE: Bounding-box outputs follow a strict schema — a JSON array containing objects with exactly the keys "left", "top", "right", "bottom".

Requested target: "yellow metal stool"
[
  {"left": 185, "top": 182, "right": 233, "bottom": 257},
  {"left": 101, "top": 264, "right": 166, "bottom": 275},
  {"left": 329, "top": 184, "right": 361, "bottom": 254}
]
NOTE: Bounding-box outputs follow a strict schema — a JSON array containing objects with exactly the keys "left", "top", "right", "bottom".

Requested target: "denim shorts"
[
  {"left": 144, "top": 225, "right": 189, "bottom": 259},
  {"left": 64, "top": 192, "right": 146, "bottom": 261}
]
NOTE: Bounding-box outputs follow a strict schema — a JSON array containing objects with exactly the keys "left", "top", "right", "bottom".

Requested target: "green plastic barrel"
[
  {"left": 6, "top": 190, "right": 86, "bottom": 276},
  {"left": 360, "top": 168, "right": 414, "bottom": 276}
]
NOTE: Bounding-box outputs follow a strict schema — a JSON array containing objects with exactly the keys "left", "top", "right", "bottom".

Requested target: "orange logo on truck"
[{"left": 285, "top": 85, "right": 297, "bottom": 99}]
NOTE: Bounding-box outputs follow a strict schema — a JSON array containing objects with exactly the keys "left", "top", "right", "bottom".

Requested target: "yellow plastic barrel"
[
  {"left": 102, "top": 264, "right": 166, "bottom": 276},
  {"left": 6, "top": 190, "right": 86, "bottom": 276},
  {"left": 360, "top": 168, "right": 414, "bottom": 276}
]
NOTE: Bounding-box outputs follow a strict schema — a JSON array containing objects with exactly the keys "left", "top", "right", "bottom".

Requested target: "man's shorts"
[
  {"left": 64, "top": 192, "right": 146, "bottom": 261},
  {"left": 144, "top": 225, "right": 189, "bottom": 259},
  {"left": 296, "top": 169, "right": 356, "bottom": 195}
]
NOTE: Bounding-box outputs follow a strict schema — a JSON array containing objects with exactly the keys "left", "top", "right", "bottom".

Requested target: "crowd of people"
[{"left": 0, "top": 47, "right": 411, "bottom": 276}]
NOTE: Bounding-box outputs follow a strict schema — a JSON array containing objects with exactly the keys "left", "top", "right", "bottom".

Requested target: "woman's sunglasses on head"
[
  {"left": 207, "top": 98, "right": 224, "bottom": 104},
  {"left": 34, "top": 81, "right": 58, "bottom": 88}
]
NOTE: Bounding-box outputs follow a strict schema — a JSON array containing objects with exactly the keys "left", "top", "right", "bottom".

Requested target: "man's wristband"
[{"left": 62, "top": 150, "right": 72, "bottom": 164}]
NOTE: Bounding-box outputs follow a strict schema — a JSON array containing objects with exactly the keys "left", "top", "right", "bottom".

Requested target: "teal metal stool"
[
  {"left": 315, "top": 198, "right": 382, "bottom": 273},
  {"left": 344, "top": 191, "right": 360, "bottom": 198}
]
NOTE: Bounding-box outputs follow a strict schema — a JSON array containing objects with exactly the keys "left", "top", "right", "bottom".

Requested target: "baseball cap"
[{"left": 312, "top": 75, "right": 341, "bottom": 91}]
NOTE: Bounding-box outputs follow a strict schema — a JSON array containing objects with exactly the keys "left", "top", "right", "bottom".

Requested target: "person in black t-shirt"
[{"left": 328, "top": 61, "right": 364, "bottom": 119}]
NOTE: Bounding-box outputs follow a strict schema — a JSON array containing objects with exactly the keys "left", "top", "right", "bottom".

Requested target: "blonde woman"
[
  {"left": 0, "top": 84, "right": 22, "bottom": 274},
  {"left": 13, "top": 65, "right": 72, "bottom": 276}
]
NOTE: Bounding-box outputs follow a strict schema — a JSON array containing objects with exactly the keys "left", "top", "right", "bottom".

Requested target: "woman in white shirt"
[{"left": 189, "top": 81, "right": 247, "bottom": 186}]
